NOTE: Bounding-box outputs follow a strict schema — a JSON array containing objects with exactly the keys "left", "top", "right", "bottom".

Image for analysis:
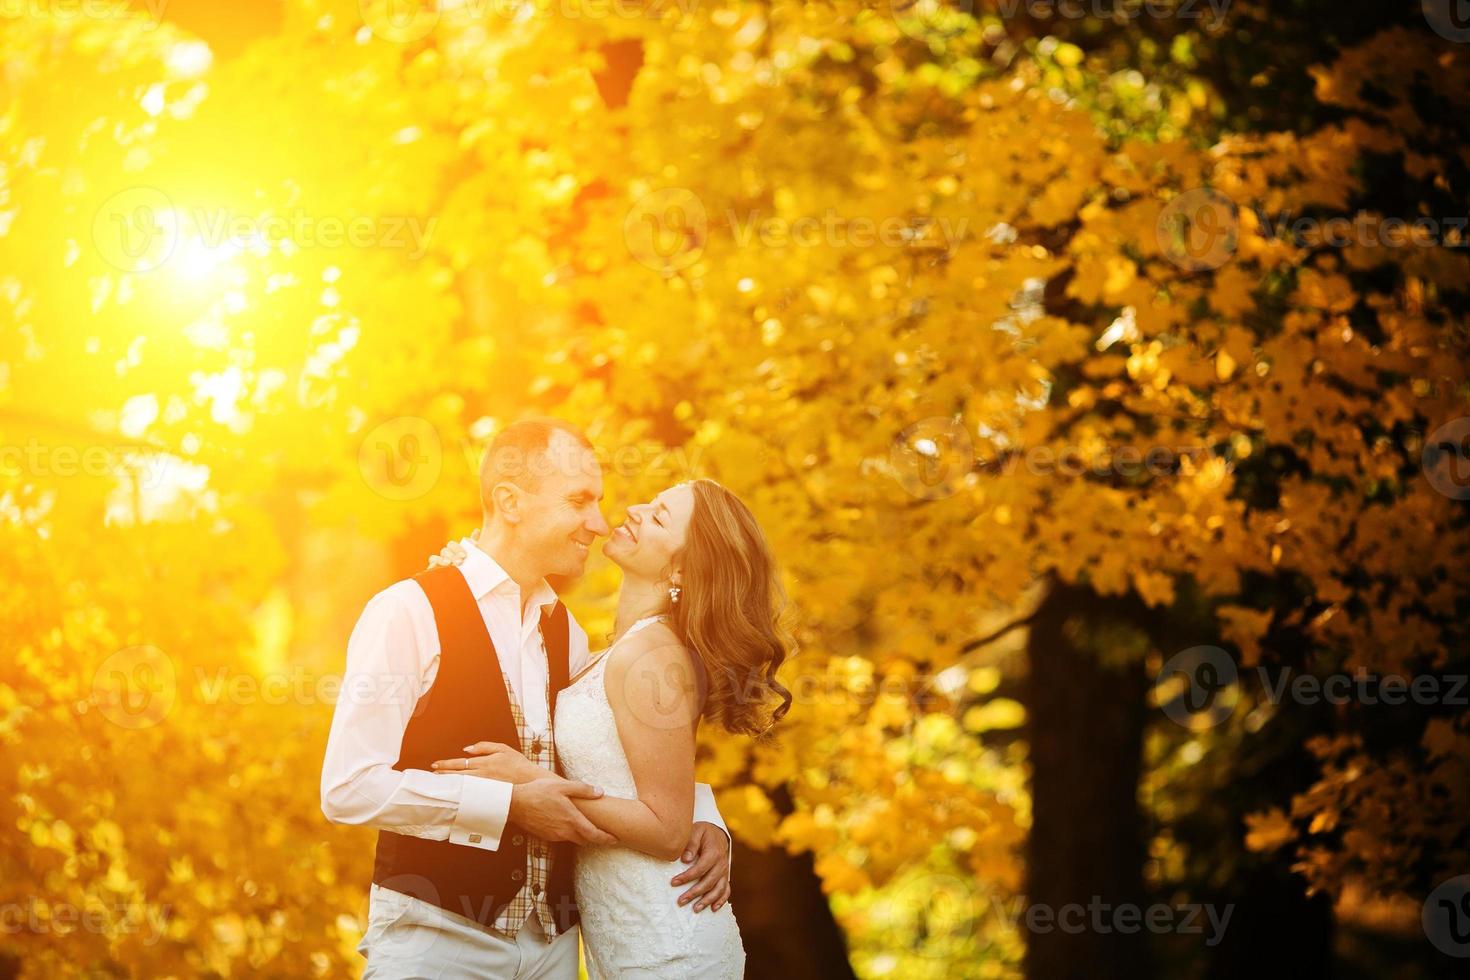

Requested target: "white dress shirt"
[{"left": 321, "top": 539, "right": 728, "bottom": 858}]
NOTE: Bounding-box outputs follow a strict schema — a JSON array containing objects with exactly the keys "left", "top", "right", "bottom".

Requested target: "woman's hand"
[
  {"left": 426, "top": 530, "right": 475, "bottom": 569},
  {"left": 431, "top": 741, "right": 553, "bottom": 784}
]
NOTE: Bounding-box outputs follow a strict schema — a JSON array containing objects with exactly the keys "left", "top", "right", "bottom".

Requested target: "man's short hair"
[{"left": 479, "top": 418, "right": 594, "bottom": 514}]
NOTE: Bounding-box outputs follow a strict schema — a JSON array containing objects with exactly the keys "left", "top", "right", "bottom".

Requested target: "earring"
[{"left": 668, "top": 584, "right": 682, "bottom": 605}]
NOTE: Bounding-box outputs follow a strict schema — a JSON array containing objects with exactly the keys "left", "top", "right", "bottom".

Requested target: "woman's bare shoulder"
[{"left": 603, "top": 622, "right": 701, "bottom": 726}]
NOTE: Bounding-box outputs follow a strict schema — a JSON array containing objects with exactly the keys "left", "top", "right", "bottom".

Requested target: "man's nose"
[{"left": 589, "top": 509, "right": 610, "bottom": 537}]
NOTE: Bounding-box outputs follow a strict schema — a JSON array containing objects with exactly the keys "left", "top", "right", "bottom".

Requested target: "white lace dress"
[{"left": 554, "top": 616, "right": 746, "bottom": 979}]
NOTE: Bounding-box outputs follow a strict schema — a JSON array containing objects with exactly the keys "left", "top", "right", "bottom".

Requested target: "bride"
[{"left": 429, "top": 478, "right": 791, "bottom": 978}]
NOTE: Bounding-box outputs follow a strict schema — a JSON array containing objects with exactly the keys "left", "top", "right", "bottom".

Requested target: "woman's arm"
[{"left": 571, "top": 625, "right": 700, "bottom": 862}]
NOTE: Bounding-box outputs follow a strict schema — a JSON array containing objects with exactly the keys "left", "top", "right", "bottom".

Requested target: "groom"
[{"left": 321, "top": 418, "right": 732, "bottom": 978}]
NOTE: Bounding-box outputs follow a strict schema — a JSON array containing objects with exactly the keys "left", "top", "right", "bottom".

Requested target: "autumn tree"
[{"left": 2, "top": 2, "right": 1466, "bottom": 979}]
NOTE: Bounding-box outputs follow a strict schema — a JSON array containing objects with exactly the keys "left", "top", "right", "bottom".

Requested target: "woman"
[{"left": 428, "top": 478, "right": 791, "bottom": 978}]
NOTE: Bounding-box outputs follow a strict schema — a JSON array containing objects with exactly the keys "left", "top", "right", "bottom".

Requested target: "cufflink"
[{"left": 468, "top": 833, "right": 482, "bottom": 844}]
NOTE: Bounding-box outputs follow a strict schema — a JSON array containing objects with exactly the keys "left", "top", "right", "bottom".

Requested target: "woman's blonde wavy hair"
[{"left": 668, "top": 479, "right": 792, "bottom": 736}]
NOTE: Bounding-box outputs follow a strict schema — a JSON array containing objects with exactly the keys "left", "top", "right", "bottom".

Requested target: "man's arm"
[
  {"left": 692, "top": 783, "right": 729, "bottom": 844},
  {"left": 662, "top": 785, "right": 734, "bottom": 909},
  {"left": 671, "top": 820, "right": 733, "bottom": 913},
  {"left": 319, "top": 581, "right": 513, "bottom": 851}
]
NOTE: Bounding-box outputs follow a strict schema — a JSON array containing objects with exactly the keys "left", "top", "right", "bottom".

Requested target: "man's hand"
[
  {"left": 670, "top": 821, "right": 731, "bottom": 912},
  {"left": 508, "top": 777, "right": 618, "bottom": 846}
]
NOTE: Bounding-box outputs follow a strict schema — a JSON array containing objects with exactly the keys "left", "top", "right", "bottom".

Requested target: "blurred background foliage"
[{"left": 1, "top": 0, "right": 1466, "bottom": 977}]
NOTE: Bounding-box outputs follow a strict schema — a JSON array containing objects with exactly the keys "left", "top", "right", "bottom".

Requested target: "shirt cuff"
[
  {"left": 692, "top": 783, "right": 733, "bottom": 871},
  {"left": 448, "top": 776, "right": 512, "bottom": 851}
]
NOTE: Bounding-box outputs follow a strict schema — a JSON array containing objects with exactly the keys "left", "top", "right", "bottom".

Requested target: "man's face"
[{"left": 514, "top": 431, "right": 609, "bottom": 579}]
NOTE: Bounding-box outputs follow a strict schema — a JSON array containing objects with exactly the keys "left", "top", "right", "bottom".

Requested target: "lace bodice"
[
  {"left": 554, "top": 615, "right": 745, "bottom": 979},
  {"left": 555, "top": 618, "right": 664, "bottom": 801}
]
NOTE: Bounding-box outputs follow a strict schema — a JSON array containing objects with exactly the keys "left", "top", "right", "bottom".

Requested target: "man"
[{"left": 322, "top": 418, "right": 732, "bottom": 977}]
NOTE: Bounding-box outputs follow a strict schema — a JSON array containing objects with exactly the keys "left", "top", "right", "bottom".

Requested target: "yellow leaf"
[
  {"left": 1244, "top": 808, "right": 1296, "bottom": 853},
  {"left": 962, "top": 698, "right": 1026, "bottom": 733},
  {"left": 1216, "top": 348, "right": 1237, "bottom": 380}
]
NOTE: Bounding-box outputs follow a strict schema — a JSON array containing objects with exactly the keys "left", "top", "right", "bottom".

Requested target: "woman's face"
[{"left": 603, "top": 483, "right": 696, "bottom": 584}]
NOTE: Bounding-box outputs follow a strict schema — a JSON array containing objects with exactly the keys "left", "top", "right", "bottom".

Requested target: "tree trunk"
[
  {"left": 732, "top": 838, "right": 857, "bottom": 979},
  {"left": 1206, "top": 864, "right": 1333, "bottom": 980},
  {"left": 1024, "top": 579, "right": 1151, "bottom": 980}
]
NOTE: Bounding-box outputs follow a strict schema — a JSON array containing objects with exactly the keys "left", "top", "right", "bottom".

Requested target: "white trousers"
[{"left": 359, "top": 884, "right": 580, "bottom": 980}]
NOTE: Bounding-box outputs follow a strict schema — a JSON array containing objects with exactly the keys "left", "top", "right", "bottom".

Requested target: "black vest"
[{"left": 371, "top": 565, "right": 578, "bottom": 931}]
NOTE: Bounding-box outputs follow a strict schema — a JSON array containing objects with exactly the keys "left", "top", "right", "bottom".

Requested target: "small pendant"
[{"left": 530, "top": 737, "right": 542, "bottom": 755}]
